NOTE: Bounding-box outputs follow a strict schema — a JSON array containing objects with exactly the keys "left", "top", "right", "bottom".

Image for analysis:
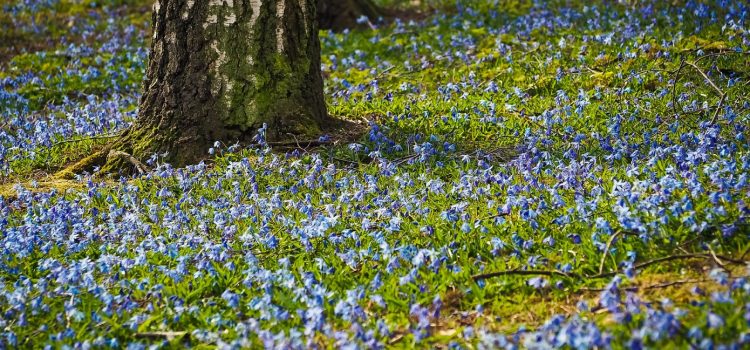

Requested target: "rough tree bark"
[
  {"left": 86, "top": 0, "right": 330, "bottom": 172},
  {"left": 317, "top": 0, "right": 382, "bottom": 31}
]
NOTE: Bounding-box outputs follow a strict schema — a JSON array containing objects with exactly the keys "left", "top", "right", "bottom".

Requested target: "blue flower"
[{"left": 706, "top": 312, "right": 724, "bottom": 329}]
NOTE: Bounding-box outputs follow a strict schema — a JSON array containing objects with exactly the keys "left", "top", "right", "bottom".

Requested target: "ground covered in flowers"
[{"left": 1, "top": 0, "right": 750, "bottom": 348}]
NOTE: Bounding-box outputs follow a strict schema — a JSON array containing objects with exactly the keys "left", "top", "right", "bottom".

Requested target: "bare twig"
[
  {"left": 286, "top": 133, "right": 306, "bottom": 153},
  {"left": 671, "top": 58, "right": 686, "bottom": 117},
  {"left": 134, "top": 331, "right": 188, "bottom": 341},
  {"left": 684, "top": 61, "right": 726, "bottom": 125},
  {"left": 707, "top": 245, "right": 729, "bottom": 272},
  {"left": 632, "top": 279, "right": 708, "bottom": 290},
  {"left": 331, "top": 157, "right": 360, "bottom": 166},
  {"left": 692, "top": 50, "right": 750, "bottom": 65},
  {"left": 472, "top": 268, "right": 578, "bottom": 281},
  {"left": 709, "top": 94, "right": 726, "bottom": 125},
  {"left": 740, "top": 245, "right": 750, "bottom": 261},
  {"left": 580, "top": 279, "right": 708, "bottom": 293},
  {"left": 480, "top": 211, "right": 509, "bottom": 222},
  {"left": 393, "top": 154, "right": 418, "bottom": 166},
  {"left": 598, "top": 230, "right": 623, "bottom": 275},
  {"left": 266, "top": 139, "right": 332, "bottom": 148},
  {"left": 688, "top": 63, "right": 724, "bottom": 94},
  {"left": 51, "top": 132, "right": 122, "bottom": 148},
  {"left": 376, "top": 65, "right": 396, "bottom": 79},
  {"left": 713, "top": 254, "right": 748, "bottom": 265},
  {"left": 592, "top": 253, "right": 713, "bottom": 279},
  {"left": 474, "top": 253, "right": 748, "bottom": 282},
  {"left": 388, "top": 333, "right": 406, "bottom": 345}
]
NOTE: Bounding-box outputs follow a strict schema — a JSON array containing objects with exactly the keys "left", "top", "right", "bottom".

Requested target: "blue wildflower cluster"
[{"left": 1, "top": 0, "right": 750, "bottom": 348}]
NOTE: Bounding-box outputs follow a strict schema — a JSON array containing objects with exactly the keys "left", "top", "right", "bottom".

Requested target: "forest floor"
[{"left": 1, "top": 0, "right": 750, "bottom": 348}]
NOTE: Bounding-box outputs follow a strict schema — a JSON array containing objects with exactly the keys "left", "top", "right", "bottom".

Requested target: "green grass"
[{"left": 1, "top": 0, "right": 749, "bottom": 348}]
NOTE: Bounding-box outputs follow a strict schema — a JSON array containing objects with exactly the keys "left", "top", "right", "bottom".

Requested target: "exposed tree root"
[
  {"left": 54, "top": 128, "right": 147, "bottom": 179},
  {"left": 55, "top": 147, "right": 110, "bottom": 179},
  {"left": 53, "top": 117, "right": 368, "bottom": 179},
  {"left": 107, "top": 150, "right": 151, "bottom": 174},
  {"left": 0, "top": 178, "right": 88, "bottom": 200}
]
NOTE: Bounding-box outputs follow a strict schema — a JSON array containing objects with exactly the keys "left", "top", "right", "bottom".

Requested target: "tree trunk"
[
  {"left": 111, "top": 0, "right": 329, "bottom": 168},
  {"left": 317, "top": 0, "right": 382, "bottom": 31}
]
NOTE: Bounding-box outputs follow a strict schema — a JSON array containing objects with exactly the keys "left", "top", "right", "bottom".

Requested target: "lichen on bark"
[{"left": 199, "top": 0, "right": 327, "bottom": 134}]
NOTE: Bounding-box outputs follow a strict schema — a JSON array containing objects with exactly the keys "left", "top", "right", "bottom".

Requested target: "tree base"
[{"left": 55, "top": 116, "right": 367, "bottom": 179}]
